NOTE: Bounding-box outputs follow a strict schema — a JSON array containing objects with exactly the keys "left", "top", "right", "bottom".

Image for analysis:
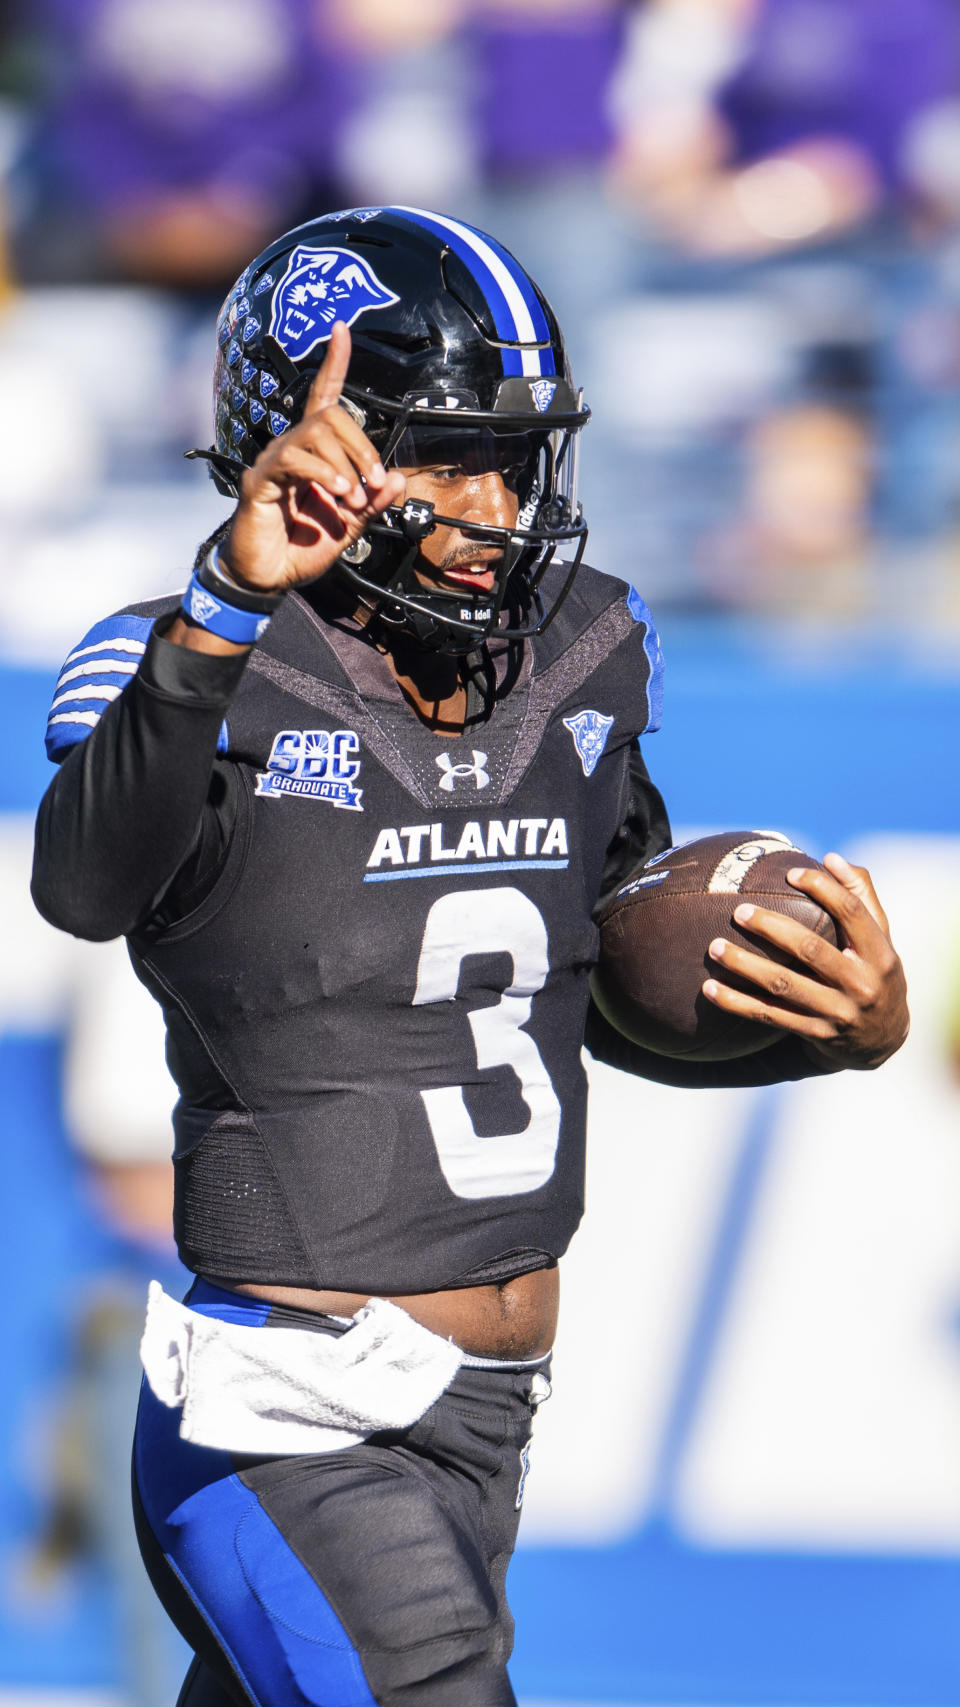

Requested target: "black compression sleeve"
[
  {"left": 594, "top": 742, "right": 673, "bottom": 919},
  {"left": 583, "top": 998, "right": 840, "bottom": 1087},
  {"left": 32, "top": 624, "right": 249, "bottom": 941}
]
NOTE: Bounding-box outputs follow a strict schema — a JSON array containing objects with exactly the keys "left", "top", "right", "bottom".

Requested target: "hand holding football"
[{"left": 591, "top": 831, "right": 838, "bottom": 1061}]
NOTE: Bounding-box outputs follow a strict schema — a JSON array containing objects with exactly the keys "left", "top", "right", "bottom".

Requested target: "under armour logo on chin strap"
[{"left": 436, "top": 750, "right": 490, "bottom": 792}]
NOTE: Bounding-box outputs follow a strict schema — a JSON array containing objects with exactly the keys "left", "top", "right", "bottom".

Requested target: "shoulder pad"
[
  {"left": 531, "top": 564, "right": 664, "bottom": 735},
  {"left": 45, "top": 610, "right": 156, "bottom": 762},
  {"left": 530, "top": 561, "right": 621, "bottom": 667}
]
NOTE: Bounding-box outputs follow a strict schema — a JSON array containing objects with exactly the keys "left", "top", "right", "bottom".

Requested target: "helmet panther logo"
[
  {"left": 563, "top": 710, "right": 614, "bottom": 777},
  {"left": 529, "top": 379, "right": 557, "bottom": 413},
  {"left": 269, "top": 247, "right": 400, "bottom": 361}
]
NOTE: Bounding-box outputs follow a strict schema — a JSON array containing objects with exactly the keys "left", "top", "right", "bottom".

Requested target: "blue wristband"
[{"left": 182, "top": 561, "right": 281, "bottom": 645}]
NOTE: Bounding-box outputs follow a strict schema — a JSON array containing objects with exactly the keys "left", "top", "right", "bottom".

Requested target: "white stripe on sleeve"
[
  {"left": 48, "top": 710, "right": 102, "bottom": 730},
  {"left": 56, "top": 657, "right": 141, "bottom": 689},
  {"left": 65, "top": 636, "right": 148, "bottom": 665},
  {"left": 50, "top": 683, "right": 124, "bottom": 713}
]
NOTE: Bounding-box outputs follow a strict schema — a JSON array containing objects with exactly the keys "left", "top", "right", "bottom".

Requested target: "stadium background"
[{"left": 2, "top": 2, "right": 960, "bottom": 1703}]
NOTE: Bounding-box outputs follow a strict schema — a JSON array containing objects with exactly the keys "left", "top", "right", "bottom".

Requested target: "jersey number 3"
[{"left": 412, "top": 886, "right": 561, "bottom": 1199}]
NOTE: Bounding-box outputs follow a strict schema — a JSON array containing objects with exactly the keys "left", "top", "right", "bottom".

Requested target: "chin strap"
[{"left": 460, "top": 646, "right": 497, "bottom": 723}]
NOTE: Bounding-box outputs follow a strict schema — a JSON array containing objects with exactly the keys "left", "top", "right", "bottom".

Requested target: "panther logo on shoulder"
[
  {"left": 269, "top": 247, "right": 400, "bottom": 362},
  {"left": 563, "top": 710, "right": 614, "bottom": 777}
]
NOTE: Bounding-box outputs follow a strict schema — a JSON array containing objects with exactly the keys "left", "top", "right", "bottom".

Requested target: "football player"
[{"left": 32, "top": 208, "right": 908, "bottom": 1707}]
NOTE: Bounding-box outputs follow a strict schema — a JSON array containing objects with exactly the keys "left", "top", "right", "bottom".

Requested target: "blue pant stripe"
[{"left": 135, "top": 1294, "right": 378, "bottom": 1707}]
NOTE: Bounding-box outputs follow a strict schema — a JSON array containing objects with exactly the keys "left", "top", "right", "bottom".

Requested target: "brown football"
[{"left": 591, "top": 830, "right": 839, "bottom": 1061}]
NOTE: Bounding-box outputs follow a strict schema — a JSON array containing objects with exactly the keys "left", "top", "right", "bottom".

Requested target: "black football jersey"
[{"left": 35, "top": 563, "right": 668, "bottom": 1291}]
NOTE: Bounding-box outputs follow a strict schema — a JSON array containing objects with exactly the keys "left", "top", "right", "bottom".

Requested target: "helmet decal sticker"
[
  {"left": 259, "top": 371, "right": 279, "bottom": 398},
  {"left": 269, "top": 246, "right": 401, "bottom": 361},
  {"left": 242, "top": 315, "right": 260, "bottom": 343},
  {"left": 253, "top": 272, "right": 274, "bottom": 295},
  {"left": 230, "top": 417, "right": 246, "bottom": 445},
  {"left": 234, "top": 296, "right": 250, "bottom": 318},
  {"left": 226, "top": 339, "right": 242, "bottom": 367},
  {"left": 241, "top": 357, "right": 256, "bottom": 385},
  {"left": 530, "top": 379, "right": 557, "bottom": 413},
  {"left": 315, "top": 206, "right": 382, "bottom": 225},
  {"left": 231, "top": 385, "right": 245, "bottom": 412},
  {"left": 248, "top": 397, "right": 266, "bottom": 425},
  {"left": 269, "top": 411, "right": 290, "bottom": 436}
]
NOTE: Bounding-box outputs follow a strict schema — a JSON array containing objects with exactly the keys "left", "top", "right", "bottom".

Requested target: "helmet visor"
[
  {"left": 393, "top": 424, "right": 541, "bottom": 484},
  {"left": 390, "top": 423, "right": 580, "bottom": 538}
]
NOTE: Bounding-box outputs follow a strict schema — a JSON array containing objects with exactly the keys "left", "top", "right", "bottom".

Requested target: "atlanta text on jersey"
[{"left": 364, "top": 817, "right": 569, "bottom": 882}]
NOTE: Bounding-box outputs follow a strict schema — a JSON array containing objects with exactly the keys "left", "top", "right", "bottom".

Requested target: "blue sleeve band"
[{"left": 181, "top": 571, "right": 274, "bottom": 646}]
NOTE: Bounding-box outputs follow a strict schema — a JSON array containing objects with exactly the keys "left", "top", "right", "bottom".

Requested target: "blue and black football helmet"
[{"left": 189, "top": 206, "right": 591, "bottom": 654}]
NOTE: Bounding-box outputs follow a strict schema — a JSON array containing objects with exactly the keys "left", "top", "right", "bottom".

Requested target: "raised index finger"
[{"left": 304, "top": 321, "right": 352, "bottom": 414}]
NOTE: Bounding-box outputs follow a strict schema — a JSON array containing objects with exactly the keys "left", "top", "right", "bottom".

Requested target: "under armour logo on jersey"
[
  {"left": 563, "top": 710, "right": 614, "bottom": 777},
  {"left": 529, "top": 379, "right": 557, "bottom": 413},
  {"left": 436, "top": 751, "right": 490, "bottom": 792},
  {"left": 270, "top": 247, "right": 400, "bottom": 362}
]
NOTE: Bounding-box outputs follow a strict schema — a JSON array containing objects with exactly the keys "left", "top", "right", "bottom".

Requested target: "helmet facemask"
[{"left": 326, "top": 389, "right": 588, "bottom": 656}]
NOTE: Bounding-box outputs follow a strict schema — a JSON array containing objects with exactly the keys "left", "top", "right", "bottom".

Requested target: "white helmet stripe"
[{"left": 392, "top": 206, "right": 550, "bottom": 378}]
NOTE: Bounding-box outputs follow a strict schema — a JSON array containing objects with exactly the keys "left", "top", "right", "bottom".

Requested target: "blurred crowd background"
[
  {"left": 2, "top": 3, "right": 960, "bottom": 1706},
  {"left": 3, "top": 0, "right": 960, "bottom": 646}
]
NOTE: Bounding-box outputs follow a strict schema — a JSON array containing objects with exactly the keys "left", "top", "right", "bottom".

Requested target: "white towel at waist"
[{"left": 139, "top": 1281, "right": 463, "bottom": 1455}]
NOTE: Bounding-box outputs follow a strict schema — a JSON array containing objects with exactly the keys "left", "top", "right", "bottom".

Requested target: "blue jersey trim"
[
  {"left": 62, "top": 612, "right": 155, "bottom": 658},
  {"left": 626, "top": 585, "right": 664, "bottom": 734},
  {"left": 364, "top": 858, "right": 570, "bottom": 883}
]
